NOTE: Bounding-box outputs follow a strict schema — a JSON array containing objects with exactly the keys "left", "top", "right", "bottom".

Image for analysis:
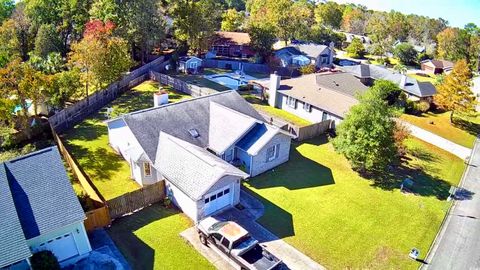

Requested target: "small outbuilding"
[
  {"left": 178, "top": 56, "right": 203, "bottom": 74},
  {"left": 421, "top": 59, "right": 454, "bottom": 75}
]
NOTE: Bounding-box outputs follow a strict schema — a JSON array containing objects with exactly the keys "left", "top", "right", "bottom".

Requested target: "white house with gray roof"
[
  {"left": 274, "top": 42, "right": 335, "bottom": 69},
  {"left": 265, "top": 72, "right": 368, "bottom": 125},
  {"left": 106, "top": 91, "right": 292, "bottom": 222},
  {"left": 0, "top": 147, "right": 91, "bottom": 269}
]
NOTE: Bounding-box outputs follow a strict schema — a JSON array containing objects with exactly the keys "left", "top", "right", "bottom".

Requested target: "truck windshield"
[
  {"left": 232, "top": 235, "right": 254, "bottom": 249},
  {"left": 209, "top": 221, "right": 228, "bottom": 232}
]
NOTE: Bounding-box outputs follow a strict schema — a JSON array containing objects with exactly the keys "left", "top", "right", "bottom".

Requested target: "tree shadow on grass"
[
  {"left": 64, "top": 142, "right": 124, "bottom": 181},
  {"left": 247, "top": 140, "right": 335, "bottom": 190},
  {"left": 107, "top": 204, "right": 177, "bottom": 270},
  {"left": 453, "top": 117, "right": 480, "bottom": 137}
]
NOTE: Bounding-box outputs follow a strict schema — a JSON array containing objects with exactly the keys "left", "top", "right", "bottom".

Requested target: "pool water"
[
  {"left": 337, "top": 59, "right": 360, "bottom": 66},
  {"left": 205, "top": 73, "right": 257, "bottom": 90}
]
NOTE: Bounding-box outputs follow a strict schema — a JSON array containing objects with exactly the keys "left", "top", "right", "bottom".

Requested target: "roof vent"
[
  {"left": 333, "top": 80, "right": 339, "bottom": 87},
  {"left": 188, "top": 128, "right": 200, "bottom": 138}
]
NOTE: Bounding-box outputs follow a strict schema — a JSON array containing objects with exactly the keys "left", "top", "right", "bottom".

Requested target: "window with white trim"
[
  {"left": 143, "top": 162, "right": 152, "bottom": 176},
  {"left": 286, "top": 96, "right": 296, "bottom": 108},
  {"left": 266, "top": 144, "right": 280, "bottom": 162}
]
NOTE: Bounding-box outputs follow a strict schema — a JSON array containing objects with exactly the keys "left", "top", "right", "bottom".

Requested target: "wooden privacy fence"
[
  {"left": 291, "top": 120, "right": 333, "bottom": 141},
  {"left": 258, "top": 111, "right": 332, "bottom": 141},
  {"left": 202, "top": 59, "right": 270, "bottom": 74},
  {"left": 51, "top": 127, "right": 112, "bottom": 231},
  {"left": 150, "top": 71, "right": 217, "bottom": 97},
  {"left": 49, "top": 56, "right": 165, "bottom": 133},
  {"left": 106, "top": 181, "right": 165, "bottom": 219}
]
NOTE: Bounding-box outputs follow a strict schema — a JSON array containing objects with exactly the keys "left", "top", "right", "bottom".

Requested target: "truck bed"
[{"left": 240, "top": 244, "right": 281, "bottom": 270}]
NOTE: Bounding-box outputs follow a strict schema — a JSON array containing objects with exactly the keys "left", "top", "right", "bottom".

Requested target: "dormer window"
[{"left": 188, "top": 128, "right": 199, "bottom": 138}]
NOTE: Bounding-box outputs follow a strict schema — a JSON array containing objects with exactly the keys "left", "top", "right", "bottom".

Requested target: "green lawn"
[
  {"left": 245, "top": 136, "right": 465, "bottom": 269},
  {"left": 401, "top": 111, "right": 480, "bottom": 148},
  {"left": 242, "top": 94, "right": 312, "bottom": 127},
  {"left": 62, "top": 80, "right": 190, "bottom": 200},
  {"left": 107, "top": 204, "right": 214, "bottom": 270},
  {"left": 408, "top": 73, "right": 436, "bottom": 83}
]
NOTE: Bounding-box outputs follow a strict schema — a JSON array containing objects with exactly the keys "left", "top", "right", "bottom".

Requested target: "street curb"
[{"left": 420, "top": 137, "right": 480, "bottom": 270}]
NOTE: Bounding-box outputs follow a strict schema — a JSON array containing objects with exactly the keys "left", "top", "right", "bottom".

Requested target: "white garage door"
[
  {"left": 204, "top": 185, "right": 233, "bottom": 216},
  {"left": 36, "top": 233, "right": 79, "bottom": 262}
]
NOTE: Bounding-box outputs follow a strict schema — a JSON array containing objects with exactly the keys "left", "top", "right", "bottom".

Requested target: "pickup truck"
[{"left": 197, "top": 217, "right": 283, "bottom": 270}]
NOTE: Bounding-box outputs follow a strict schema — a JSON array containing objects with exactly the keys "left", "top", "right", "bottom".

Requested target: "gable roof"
[
  {"left": 208, "top": 102, "right": 260, "bottom": 155},
  {"left": 213, "top": 31, "right": 251, "bottom": 46},
  {"left": 236, "top": 123, "right": 284, "bottom": 155},
  {"left": 277, "top": 73, "right": 364, "bottom": 118},
  {"left": 119, "top": 91, "right": 265, "bottom": 163},
  {"left": 422, "top": 59, "right": 454, "bottom": 69},
  {"left": 155, "top": 132, "right": 248, "bottom": 200},
  {"left": 341, "top": 64, "right": 437, "bottom": 97},
  {"left": 0, "top": 166, "right": 31, "bottom": 268},
  {"left": 295, "top": 43, "right": 329, "bottom": 59},
  {"left": 315, "top": 73, "right": 369, "bottom": 97},
  {"left": 1, "top": 147, "right": 85, "bottom": 240}
]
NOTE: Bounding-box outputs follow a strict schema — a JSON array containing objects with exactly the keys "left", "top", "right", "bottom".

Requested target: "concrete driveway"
[{"left": 181, "top": 190, "right": 325, "bottom": 270}]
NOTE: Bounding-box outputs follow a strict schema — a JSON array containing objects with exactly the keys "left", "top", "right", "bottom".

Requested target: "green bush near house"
[{"left": 31, "top": 251, "right": 60, "bottom": 270}]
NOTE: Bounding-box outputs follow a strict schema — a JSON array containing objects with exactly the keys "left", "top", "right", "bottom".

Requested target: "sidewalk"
[{"left": 402, "top": 121, "right": 471, "bottom": 160}]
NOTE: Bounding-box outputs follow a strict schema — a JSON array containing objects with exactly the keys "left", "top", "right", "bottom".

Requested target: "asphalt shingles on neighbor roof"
[
  {"left": 155, "top": 132, "right": 248, "bottom": 200},
  {"left": 341, "top": 64, "right": 437, "bottom": 97},
  {"left": 208, "top": 102, "right": 260, "bottom": 155},
  {"left": 2, "top": 147, "right": 85, "bottom": 240},
  {"left": 122, "top": 91, "right": 265, "bottom": 163},
  {"left": 0, "top": 166, "right": 31, "bottom": 268}
]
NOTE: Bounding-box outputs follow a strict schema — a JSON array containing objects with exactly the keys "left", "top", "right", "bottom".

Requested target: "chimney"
[
  {"left": 328, "top": 42, "right": 335, "bottom": 67},
  {"left": 154, "top": 89, "right": 169, "bottom": 107},
  {"left": 268, "top": 72, "right": 280, "bottom": 108},
  {"left": 399, "top": 74, "right": 407, "bottom": 89}
]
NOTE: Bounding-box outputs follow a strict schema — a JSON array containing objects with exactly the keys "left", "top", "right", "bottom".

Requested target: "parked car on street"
[{"left": 197, "top": 217, "right": 283, "bottom": 270}]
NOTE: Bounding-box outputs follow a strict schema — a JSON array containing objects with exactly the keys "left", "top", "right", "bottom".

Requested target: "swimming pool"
[
  {"left": 337, "top": 59, "right": 360, "bottom": 66},
  {"left": 205, "top": 73, "right": 257, "bottom": 90}
]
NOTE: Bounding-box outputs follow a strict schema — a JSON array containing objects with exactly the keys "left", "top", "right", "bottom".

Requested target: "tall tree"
[
  {"left": 435, "top": 59, "right": 476, "bottom": 123},
  {"left": 171, "top": 0, "right": 221, "bottom": 55},
  {"left": 11, "top": 3, "right": 34, "bottom": 61},
  {"left": 341, "top": 4, "right": 367, "bottom": 34},
  {"left": 315, "top": 1, "right": 343, "bottom": 29},
  {"left": 0, "top": 19, "right": 20, "bottom": 66},
  {"left": 0, "top": 0, "right": 14, "bottom": 23},
  {"left": 333, "top": 80, "right": 401, "bottom": 172},
  {"left": 248, "top": 23, "right": 276, "bottom": 61},
  {"left": 393, "top": 43, "right": 417, "bottom": 65},
  {"left": 436, "top": 27, "right": 469, "bottom": 62},
  {"left": 34, "top": 24, "right": 63, "bottom": 57},
  {"left": 345, "top": 37, "right": 365, "bottom": 58},
  {"left": 221, "top": 9, "right": 245, "bottom": 32}
]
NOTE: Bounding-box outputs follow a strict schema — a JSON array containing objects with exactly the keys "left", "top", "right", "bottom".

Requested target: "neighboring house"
[
  {"left": 178, "top": 56, "right": 203, "bottom": 74},
  {"left": 341, "top": 63, "right": 437, "bottom": 102},
  {"left": 421, "top": 59, "right": 454, "bottom": 75},
  {"left": 106, "top": 91, "right": 292, "bottom": 222},
  {"left": 274, "top": 42, "right": 335, "bottom": 69},
  {"left": 339, "top": 32, "right": 372, "bottom": 47},
  {"left": 267, "top": 72, "right": 368, "bottom": 124},
  {"left": 210, "top": 31, "right": 255, "bottom": 59},
  {"left": 0, "top": 147, "right": 91, "bottom": 269},
  {"left": 472, "top": 76, "right": 480, "bottom": 112}
]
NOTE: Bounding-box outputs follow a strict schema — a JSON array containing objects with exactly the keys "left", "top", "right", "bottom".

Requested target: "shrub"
[
  {"left": 31, "top": 251, "right": 60, "bottom": 270},
  {"left": 345, "top": 37, "right": 366, "bottom": 59},
  {"left": 417, "top": 100, "right": 431, "bottom": 113},
  {"left": 77, "top": 192, "right": 95, "bottom": 212},
  {"left": 299, "top": 64, "right": 316, "bottom": 75},
  {"left": 393, "top": 43, "right": 418, "bottom": 65},
  {"left": 238, "top": 84, "right": 253, "bottom": 92}
]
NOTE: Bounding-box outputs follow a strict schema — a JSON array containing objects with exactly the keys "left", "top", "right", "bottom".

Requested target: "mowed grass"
[
  {"left": 107, "top": 204, "right": 214, "bottom": 270},
  {"left": 408, "top": 73, "right": 437, "bottom": 83},
  {"left": 245, "top": 136, "right": 465, "bottom": 269},
  {"left": 62, "top": 80, "right": 190, "bottom": 200},
  {"left": 401, "top": 111, "right": 480, "bottom": 148},
  {"left": 242, "top": 94, "right": 312, "bottom": 127}
]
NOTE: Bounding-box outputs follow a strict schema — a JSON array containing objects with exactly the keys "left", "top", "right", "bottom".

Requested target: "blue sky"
[{"left": 331, "top": 0, "right": 480, "bottom": 28}]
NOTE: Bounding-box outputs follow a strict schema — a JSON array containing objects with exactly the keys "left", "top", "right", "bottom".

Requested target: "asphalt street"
[{"left": 425, "top": 139, "right": 480, "bottom": 270}]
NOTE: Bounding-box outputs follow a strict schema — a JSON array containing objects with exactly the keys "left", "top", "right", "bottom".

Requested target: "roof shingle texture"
[
  {"left": 2, "top": 147, "right": 85, "bottom": 239},
  {"left": 0, "top": 166, "right": 31, "bottom": 268},
  {"left": 122, "top": 91, "right": 265, "bottom": 163},
  {"left": 155, "top": 132, "right": 248, "bottom": 200}
]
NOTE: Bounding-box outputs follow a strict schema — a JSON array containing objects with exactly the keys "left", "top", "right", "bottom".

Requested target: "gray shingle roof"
[
  {"left": 0, "top": 166, "right": 31, "bottom": 268},
  {"left": 208, "top": 102, "right": 260, "bottom": 155},
  {"left": 341, "top": 64, "right": 437, "bottom": 97},
  {"left": 155, "top": 132, "right": 248, "bottom": 200},
  {"left": 315, "top": 73, "right": 368, "bottom": 97},
  {"left": 121, "top": 91, "right": 265, "bottom": 163},
  {"left": 2, "top": 147, "right": 85, "bottom": 240},
  {"left": 295, "top": 44, "right": 329, "bottom": 59}
]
